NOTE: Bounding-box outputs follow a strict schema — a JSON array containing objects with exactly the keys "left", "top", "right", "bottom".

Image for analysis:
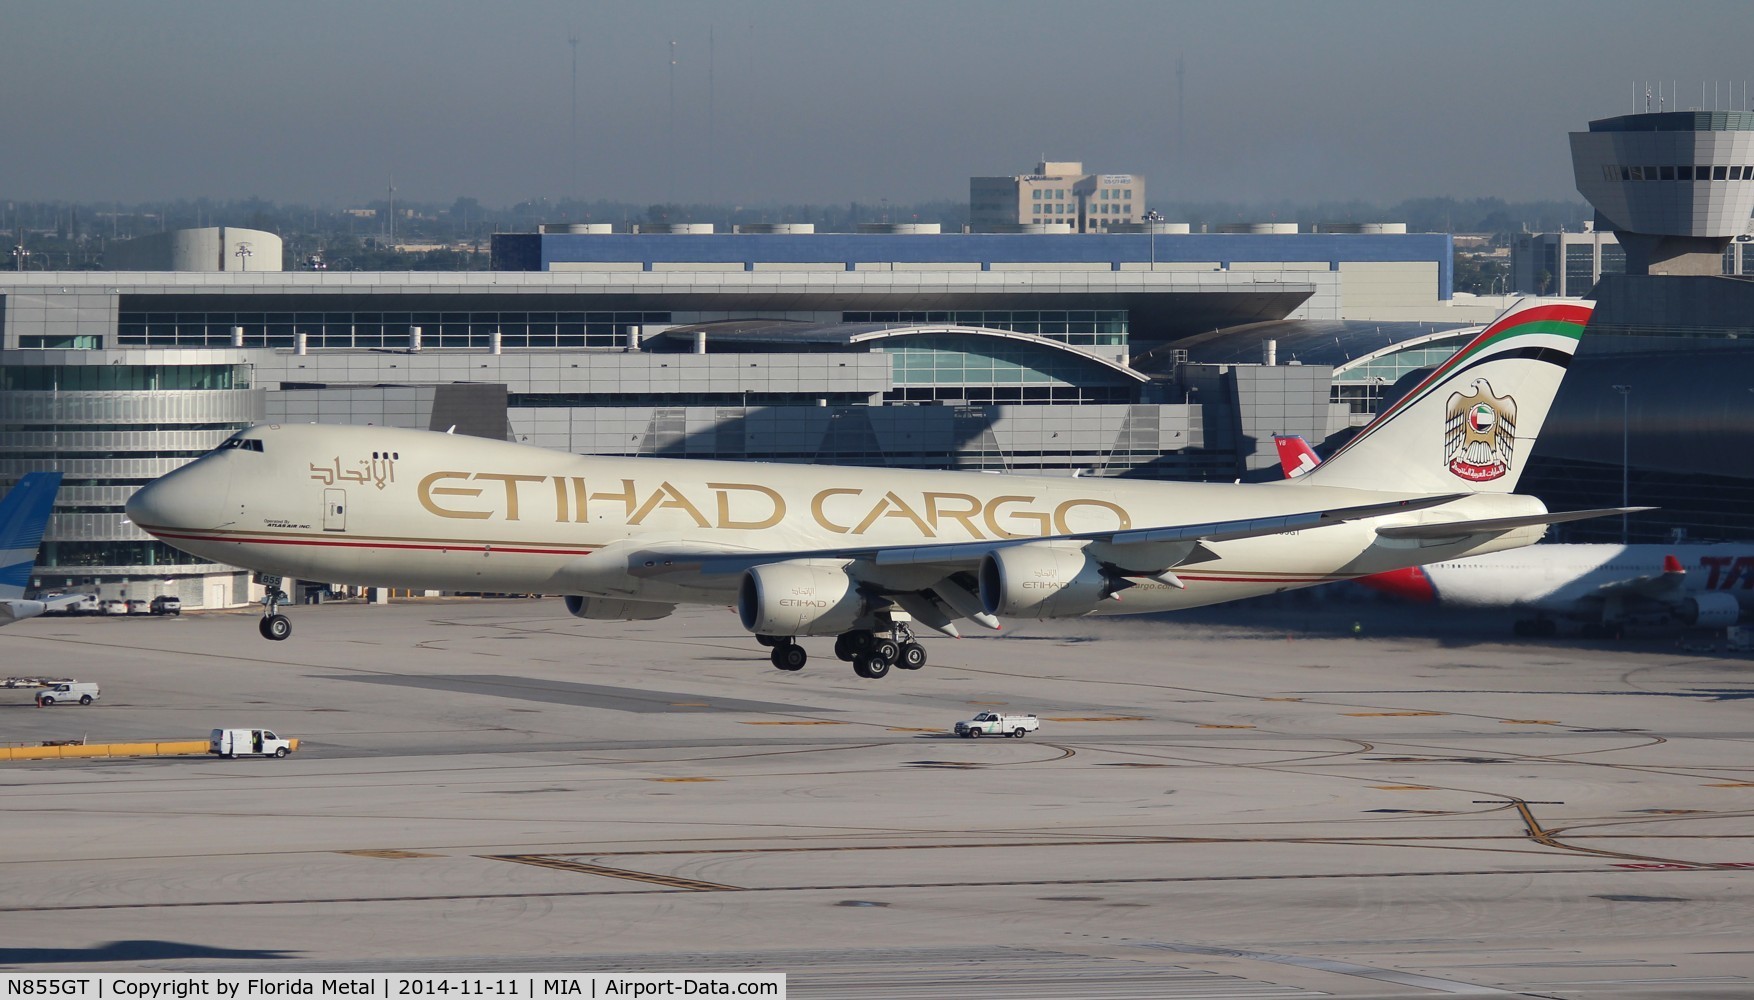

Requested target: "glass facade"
[
  {"left": 0, "top": 364, "right": 249, "bottom": 391},
  {"left": 117, "top": 310, "right": 671, "bottom": 349},
  {"left": 18, "top": 334, "right": 102, "bottom": 350},
  {"left": 842, "top": 310, "right": 1127, "bottom": 347},
  {"left": 884, "top": 334, "right": 1137, "bottom": 404},
  {"left": 1330, "top": 332, "right": 1479, "bottom": 414},
  {"left": 1565, "top": 244, "right": 1596, "bottom": 295}
]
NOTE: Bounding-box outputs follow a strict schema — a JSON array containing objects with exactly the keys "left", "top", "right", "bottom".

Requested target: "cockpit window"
[{"left": 216, "top": 437, "right": 265, "bottom": 453}]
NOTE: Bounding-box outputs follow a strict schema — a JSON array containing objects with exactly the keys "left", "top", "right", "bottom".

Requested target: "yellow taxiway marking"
[
  {"left": 968, "top": 701, "right": 1008, "bottom": 706},
  {"left": 1706, "top": 782, "right": 1754, "bottom": 787},
  {"left": 1261, "top": 697, "right": 1304, "bottom": 702},
  {"left": 670, "top": 701, "right": 709, "bottom": 707},
  {"left": 887, "top": 727, "right": 942, "bottom": 733},
  {"left": 1043, "top": 716, "right": 1146, "bottom": 722},
  {"left": 1345, "top": 711, "right": 1447, "bottom": 717},
  {"left": 1197, "top": 724, "right": 1256, "bottom": 729},
  {"left": 1372, "top": 785, "right": 1435, "bottom": 791},
  {"left": 648, "top": 777, "right": 720, "bottom": 783},
  {"left": 338, "top": 850, "right": 440, "bottom": 859},
  {"left": 738, "top": 720, "right": 846, "bottom": 726},
  {"left": 494, "top": 855, "right": 740, "bottom": 891},
  {"left": 1501, "top": 719, "right": 1560, "bottom": 725}
]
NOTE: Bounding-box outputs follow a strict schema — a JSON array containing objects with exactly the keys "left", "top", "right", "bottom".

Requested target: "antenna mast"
[{"left": 569, "top": 31, "right": 580, "bottom": 205}]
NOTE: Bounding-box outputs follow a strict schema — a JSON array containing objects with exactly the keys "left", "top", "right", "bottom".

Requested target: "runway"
[{"left": 2, "top": 599, "right": 1752, "bottom": 998}]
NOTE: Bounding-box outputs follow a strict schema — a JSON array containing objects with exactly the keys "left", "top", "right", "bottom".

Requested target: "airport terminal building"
[
  {"left": 0, "top": 225, "right": 1467, "bottom": 605},
  {"left": 12, "top": 220, "right": 1672, "bottom": 608}
]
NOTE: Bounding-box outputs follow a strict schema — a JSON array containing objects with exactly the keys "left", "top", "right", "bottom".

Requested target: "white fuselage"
[
  {"left": 1419, "top": 544, "right": 1754, "bottom": 614},
  {"left": 127, "top": 423, "right": 1550, "bottom": 624}
]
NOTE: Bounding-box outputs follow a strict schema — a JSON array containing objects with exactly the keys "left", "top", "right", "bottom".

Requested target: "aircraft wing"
[
  {"left": 639, "top": 492, "right": 1472, "bottom": 579},
  {"left": 1374, "top": 506, "right": 1653, "bottom": 540}
]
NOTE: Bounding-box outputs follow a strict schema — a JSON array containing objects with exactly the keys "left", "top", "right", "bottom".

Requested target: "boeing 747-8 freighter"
[{"left": 127, "top": 298, "right": 1633, "bottom": 677}]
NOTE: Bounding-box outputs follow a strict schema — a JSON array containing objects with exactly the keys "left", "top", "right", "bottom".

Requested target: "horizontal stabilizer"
[{"left": 1375, "top": 506, "right": 1652, "bottom": 540}]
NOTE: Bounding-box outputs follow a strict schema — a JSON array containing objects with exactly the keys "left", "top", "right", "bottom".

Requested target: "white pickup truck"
[
  {"left": 953, "top": 711, "right": 1040, "bottom": 739},
  {"left": 35, "top": 681, "right": 101, "bottom": 706}
]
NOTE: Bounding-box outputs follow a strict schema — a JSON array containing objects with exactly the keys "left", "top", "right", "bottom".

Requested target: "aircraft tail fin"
[
  {"left": 1273, "top": 435, "right": 1320, "bottom": 479},
  {"left": 1297, "top": 297, "right": 1593, "bottom": 494},
  {"left": 0, "top": 472, "right": 63, "bottom": 601}
]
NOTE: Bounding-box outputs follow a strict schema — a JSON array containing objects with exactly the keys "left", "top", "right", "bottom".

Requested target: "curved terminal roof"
[
  {"left": 646, "top": 320, "right": 1150, "bottom": 383},
  {"left": 1134, "top": 319, "right": 1476, "bottom": 375}
]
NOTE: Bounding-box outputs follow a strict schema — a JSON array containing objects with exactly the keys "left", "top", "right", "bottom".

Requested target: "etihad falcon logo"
[{"left": 1444, "top": 379, "right": 1516, "bottom": 482}]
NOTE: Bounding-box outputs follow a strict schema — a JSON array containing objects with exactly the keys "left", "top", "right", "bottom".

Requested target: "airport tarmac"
[{"left": 2, "top": 598, "right": 1752, "bottom": 998}]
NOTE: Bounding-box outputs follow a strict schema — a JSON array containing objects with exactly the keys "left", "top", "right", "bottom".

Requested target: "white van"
[
  {"left": 209, "top": 728, "right": 299, "bottom": 758},
  {"left": 36, "top": 682, "right": 100, "bottom": 706}
]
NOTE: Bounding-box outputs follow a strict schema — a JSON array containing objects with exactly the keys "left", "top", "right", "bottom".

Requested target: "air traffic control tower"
[
  {"left": 1570, "top": 110, "right": 1754, "bottom": 274},
  {"left": 1516, "top": 109, "right": 1754, "bottom": 543}
]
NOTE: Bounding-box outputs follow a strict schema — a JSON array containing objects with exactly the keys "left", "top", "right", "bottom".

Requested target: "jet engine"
[
  {"left": 564, "top": 595, "right": 676, "bottom": 621},
  {"left": 1681, "top": 592, "right": 1741, "bottom": 628},
  {"left": 979, "top": 543, "right": 1111, "bottom": 619},
  {"left": 737, "top": 560, "right": 865, "bottom": 636}
]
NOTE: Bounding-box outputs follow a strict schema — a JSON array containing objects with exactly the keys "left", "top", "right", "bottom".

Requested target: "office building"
[{"left": 969, "top": 161, "right": 1145, "bottom": 233}]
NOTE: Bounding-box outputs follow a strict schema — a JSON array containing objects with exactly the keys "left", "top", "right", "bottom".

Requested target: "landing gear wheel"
[
  {"left": 853, "top": 655, "right": 891, "bottom": 680},
  {"left": 261, "top": 614, "right": 292, "bottom": 641},
  {"left": 898, "top": 642, "right": 927, "bottom": 670},
  {"left": 869, "top": 638, "right": 899, "bottom": 666},
  {"left": 770, "top": 644, "right": 807, "bottom": 671},
  {"left": 834, "top": 634, "right": 856, "bottom": 662}
]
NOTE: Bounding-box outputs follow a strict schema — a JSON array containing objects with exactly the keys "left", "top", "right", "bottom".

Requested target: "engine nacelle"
[
  {"left": 564, "top": 594, "right": 675, "bottom": 621},
  {"left": 737, "top": 560, "right": 865, "bottom": 636},
  {"left": 1681, "top": 591, "right": 1741, "bottom": 628},
  {"left": 979, "top": 543, "right": 1110, "bottom": 619}
]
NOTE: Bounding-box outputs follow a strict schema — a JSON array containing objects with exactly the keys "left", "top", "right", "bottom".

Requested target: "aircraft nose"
[{"left": 126, "top": 463, "right": 229, "bottom": 532}]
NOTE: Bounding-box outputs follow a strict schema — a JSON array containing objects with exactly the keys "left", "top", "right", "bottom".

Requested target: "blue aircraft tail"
[{"left": 0, "top": 472, "right": 63, "bottom": 601}]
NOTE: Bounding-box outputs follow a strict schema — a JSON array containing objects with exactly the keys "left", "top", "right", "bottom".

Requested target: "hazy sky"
[{"left": 4, "top": 0, "right": 1751, "bottom": 209}]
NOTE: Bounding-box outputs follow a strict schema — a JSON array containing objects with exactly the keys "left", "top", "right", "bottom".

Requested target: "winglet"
[{"left": 1663, "top": 553, "right": 1684, "bottom": 575}]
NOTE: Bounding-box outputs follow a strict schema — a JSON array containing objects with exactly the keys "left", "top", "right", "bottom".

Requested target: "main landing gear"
[
  {"left": 758, "top": 633, "right": 809, "bottom": 671},
  {"left": 755, "top": 623, "right": 928, "bottom": 679},
  {"left": 257, "top": 575, "right": 292, "bottom": 642}
]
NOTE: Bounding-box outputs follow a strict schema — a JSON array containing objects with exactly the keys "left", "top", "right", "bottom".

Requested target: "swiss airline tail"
[
  {"left": 1297, "top": 297, "right": 1593, "bottom": 494},
  {"left": 1274, "top": 435, "right": 1320, "bottom": 479}
]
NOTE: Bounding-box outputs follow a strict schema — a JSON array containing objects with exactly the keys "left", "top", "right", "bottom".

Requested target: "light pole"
[
  {"left": 234, "top": 242, "right": 253, "bottom": 271},
  {"left": 1612, "top": 384, "right": 1631, "bottom": 542}
]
